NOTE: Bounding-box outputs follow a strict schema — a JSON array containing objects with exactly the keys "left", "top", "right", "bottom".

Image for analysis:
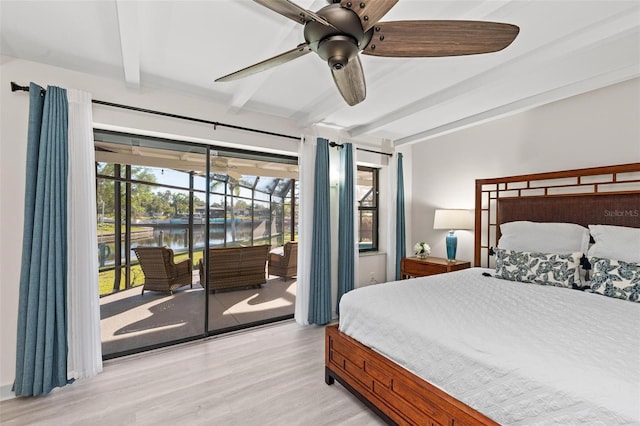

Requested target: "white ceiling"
[{"left": 1, "top": 0, "right": 639, "bottom": 147}]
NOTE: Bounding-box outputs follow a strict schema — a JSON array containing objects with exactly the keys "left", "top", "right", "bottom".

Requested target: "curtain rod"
[
  {"left": 329, "top": 141, "right": 392, "bottom": 157},
  {"left": 356, "top": 147, "right": 392, "bottom": 157},
  {"left": 11, "top": 81, "right": 393, "bottom": 157},
  {"left": 10, "top": 82, "right": 299, "bottom": 141}
]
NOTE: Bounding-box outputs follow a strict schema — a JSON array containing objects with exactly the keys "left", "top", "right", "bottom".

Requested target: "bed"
[{"left": 325, "top": 163, "right": 640, "bottom": 425}]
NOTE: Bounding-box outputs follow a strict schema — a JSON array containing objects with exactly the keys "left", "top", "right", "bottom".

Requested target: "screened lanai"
[{"left": 94, "top": 130, "right": 299, "bottom": 357}]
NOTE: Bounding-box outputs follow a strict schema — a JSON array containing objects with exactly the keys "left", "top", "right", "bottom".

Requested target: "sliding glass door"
[
  {"left": 206, "top": 151, "right": 299, "bottom": 333},
  {"left": 96, "top": 132, "right": 208, "bottom": 357},
  {"left": 95, "top": 130, "right": 299, "bottom": 357}
]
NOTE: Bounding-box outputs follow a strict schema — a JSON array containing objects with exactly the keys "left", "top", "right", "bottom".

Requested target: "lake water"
[{"left": 98, "top": 222, "right": 278, "bottom": 267}]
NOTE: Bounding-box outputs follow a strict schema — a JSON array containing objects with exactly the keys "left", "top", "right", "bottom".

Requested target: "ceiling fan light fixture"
[
  {"left": 317, "top": 35, "right": 359, "bottom": 70},
  {"left": 329, "top": 58, "right": 346, "bottom": 70}
]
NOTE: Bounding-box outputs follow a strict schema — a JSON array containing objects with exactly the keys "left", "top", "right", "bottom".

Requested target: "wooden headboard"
[{"left": 474, "top": 163, "right": 640, "bottom": 267}]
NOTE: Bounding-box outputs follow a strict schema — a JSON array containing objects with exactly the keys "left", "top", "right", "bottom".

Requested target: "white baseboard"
[{"left": 0, "top": 383, "right": 15, "bottom": 401}]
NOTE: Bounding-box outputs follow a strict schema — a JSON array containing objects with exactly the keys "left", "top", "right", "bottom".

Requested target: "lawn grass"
[{"left": 98, "top": 223, "right": 148, "bottom": 234}]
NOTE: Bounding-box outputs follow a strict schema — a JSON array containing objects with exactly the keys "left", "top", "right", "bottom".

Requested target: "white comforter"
[{"left": 339, "top": 268, "right": 640, "bottom": 425}]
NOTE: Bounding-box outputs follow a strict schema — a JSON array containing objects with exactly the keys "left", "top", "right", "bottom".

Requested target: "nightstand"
[{"left": 400, "top": 256, "right": 471, "bottom": 279}]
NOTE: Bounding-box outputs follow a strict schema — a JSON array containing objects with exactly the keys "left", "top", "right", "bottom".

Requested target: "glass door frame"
[{"left": 96, "top": 129, "right": 298, "bottom": 359}]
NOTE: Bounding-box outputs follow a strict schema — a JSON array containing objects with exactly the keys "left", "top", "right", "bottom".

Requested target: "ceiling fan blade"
[
  {"left": 361, "top": 21, "right": 520, "bottom": 57},
  {"left": 340, "top": 0, "right": 398, "bottom": 32},
  {"left": 331, "top": 55, "right": 366, "bottom": 106},
  {"left": 215, "top": 43, "right": 311, "bottom": 82},
  {"left": 253, "top": 0, "right": 335, "bottom": 28}
]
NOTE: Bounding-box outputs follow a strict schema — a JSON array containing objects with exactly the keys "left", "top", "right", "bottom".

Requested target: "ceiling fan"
[{"left": 215, "top": 0, "right": 519, "bottom": 106}]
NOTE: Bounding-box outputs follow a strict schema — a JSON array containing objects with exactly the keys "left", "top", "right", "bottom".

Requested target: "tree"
[
  {"left": 146, "top": 190, "right": 171, "bottom": 217},
  {"left": 96, "top": 163, "right": 116, "bottom": 217},
  {"left": 96, "top": 163, "right": 158, "bottom": 219},
  {"left": 170, "top": 192, "right": 190, "bottom": 216},
  {"left": 210, "top": 177, "right": 241, "bottom": 242},
  {"left": 234, "top": 199, "right": 250, "bottom": 215}
]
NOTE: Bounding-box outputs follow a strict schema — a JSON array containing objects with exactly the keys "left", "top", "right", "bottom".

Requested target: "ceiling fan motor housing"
[{"left": 304, "top": 4, "right": 373, "bottom": 70}]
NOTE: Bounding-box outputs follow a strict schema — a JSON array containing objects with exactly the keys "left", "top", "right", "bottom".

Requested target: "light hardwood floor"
[{"left": 0, "top": 320, "right": 385, "bottom": 425}]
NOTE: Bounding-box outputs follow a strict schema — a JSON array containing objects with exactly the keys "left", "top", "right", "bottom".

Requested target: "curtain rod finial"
[{"left": 11, "top": 81, "right": 27, "bottom": 92}]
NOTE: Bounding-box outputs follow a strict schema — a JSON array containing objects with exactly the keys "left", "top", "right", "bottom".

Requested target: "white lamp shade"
[{"left": 433, "top": 209, "right": 473, "bottom": 230}]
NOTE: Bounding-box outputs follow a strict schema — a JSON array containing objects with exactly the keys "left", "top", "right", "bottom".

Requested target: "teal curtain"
[
  {"left": 308, "top": 138, "right": 332, "bottom": 324},
  {"left": 14, "top": 84, "right": 70, "bottom": 396},
  {"left": 337, "top": 143, "right": 354, "bottom": 314},
  {"left": 395, "top": 153, "right": 406, "bottom": 280}
]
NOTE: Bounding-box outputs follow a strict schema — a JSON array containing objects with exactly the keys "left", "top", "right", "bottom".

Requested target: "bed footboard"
[{"left": 325, "top": 324, "right": 497, "bottom": 426}]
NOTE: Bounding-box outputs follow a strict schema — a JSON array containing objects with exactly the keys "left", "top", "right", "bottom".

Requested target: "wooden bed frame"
[{"left": 325, "top": 163, "right": 640, "bottom": 425}]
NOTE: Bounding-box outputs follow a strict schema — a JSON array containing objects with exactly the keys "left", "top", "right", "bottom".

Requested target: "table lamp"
[{"left": 433, "top": 209, "right": 473, "bottom": 261}]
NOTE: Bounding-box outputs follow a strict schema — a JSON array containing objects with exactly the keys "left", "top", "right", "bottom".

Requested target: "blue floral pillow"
[
  {"left": 589, "top": 257, "right": 640, "bottom": 302},
  {"left": 495, "top": 249, "right": 581, "bottom": 288}
]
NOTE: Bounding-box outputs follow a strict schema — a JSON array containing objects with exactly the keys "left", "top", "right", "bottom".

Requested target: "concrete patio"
[{"left": 100, "top": 275, "right": 296, "bottom": 356}]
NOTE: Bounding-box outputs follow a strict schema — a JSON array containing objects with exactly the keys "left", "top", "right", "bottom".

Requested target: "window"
[{"left": 357, "top": 166, "right": 378, "bottom": 252}]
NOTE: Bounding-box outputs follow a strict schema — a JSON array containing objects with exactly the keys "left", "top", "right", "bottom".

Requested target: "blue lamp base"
[{"left": 445, "top": 230, "right": 457, "bottom": 261}]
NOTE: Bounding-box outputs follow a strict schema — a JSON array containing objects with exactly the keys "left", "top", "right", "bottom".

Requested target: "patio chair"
[
  {"left": 133, "top": 246, "right": 193, "bottom": 295},
  {"left": 268, "top": 241, "right": 298, "bottom": 280}
]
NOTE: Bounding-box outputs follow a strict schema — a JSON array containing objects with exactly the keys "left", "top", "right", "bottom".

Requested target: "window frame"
[{"left": 357, "top": 165, "right": 379, "bottom": 253}]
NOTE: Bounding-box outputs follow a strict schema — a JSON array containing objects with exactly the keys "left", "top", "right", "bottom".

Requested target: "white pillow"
[
  {"left": 588, "top": 225, "right": 640, "bottom": 263},
  {"left": 498, "top": 221, "right": 590, "bottom": 255}
]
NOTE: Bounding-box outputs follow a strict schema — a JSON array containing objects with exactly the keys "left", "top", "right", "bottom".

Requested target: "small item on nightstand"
[{"left": 414, "top": 242, "right": 431, "bottom": 259}]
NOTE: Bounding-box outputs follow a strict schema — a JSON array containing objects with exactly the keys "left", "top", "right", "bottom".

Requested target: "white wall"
[{"left": 409, "top": 78, "right": 640, "bottom": 264}]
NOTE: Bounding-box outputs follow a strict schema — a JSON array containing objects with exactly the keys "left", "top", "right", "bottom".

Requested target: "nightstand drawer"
[
  {"left": 401, "top": 257, "right": 470, "bottom": 279},
  {"left": 402, "top": 262, "right": 443, "bottom": 276}
]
